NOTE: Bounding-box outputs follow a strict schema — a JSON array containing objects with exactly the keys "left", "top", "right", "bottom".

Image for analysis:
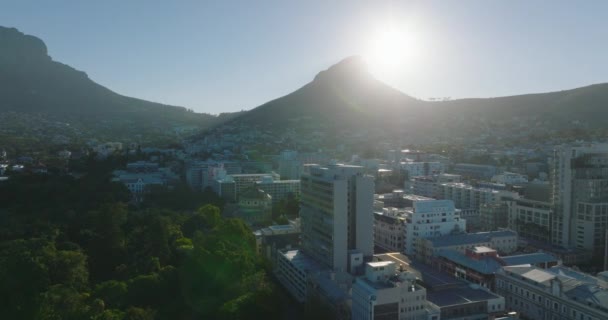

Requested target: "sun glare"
[{"left": 364, "top": 24, "right": 423, "bottom": 80}]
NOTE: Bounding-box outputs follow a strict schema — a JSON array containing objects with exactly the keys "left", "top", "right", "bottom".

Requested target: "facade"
[
  {"left": 255, "top": 175, "right": 300, "bottom": 205},
  {"left": 453, "top": 163, "right": 497, "bottom": 179},
  {"left": 403, "top": 199, "right": 466, "bottom": 256},
  {"left": 412, "top": 174, "right": 462, "bottom": 199},
  {"left": 479, "top": 202, "right": 510, "bottom": 232},
  {"left": 416, "top": 229, "right": 518, "bottom": 264},
  {"left": 278, "top": 150, "right": 302, "bottom": 180},
  {"left": 375, "top": 191, "right": 433, "bottom": 209},
  {"left": 231, "top": 172, "right": 281, "bottom": 197},
  {"left": 300, "top": 164, "right": 375, "bottom": 271},
  {"left": 254, "top": 222, "right": 301, "bottom": 263},
  {"left": 438, "top": 182, "right": 517, "bottom": 211},
  {"left": 551, "top": 144, "right": 608, "bottom": 258},
  {"left": 492, "top": 172, "right": 529, "bottom": 185},
  {"left": 374, "top": 208, "right": 406, "bottom": 252},
  {"left": 212, "top": 176, "right": 237, "bottom": 202},
  {"left": 496, "top": 265, "right": 608, "bottom": 320},
  {"left": 435, "top": 246, "right": 559, "bottom": 290},
  {"left": 507, "top": 198, "right": 552, "bottom": 243},
  {"left": 399, "top": 161, "right": 445, "bottom": 178},
  {"left": 233, "top": 188, "right": 272, "bottom": 225},
  {"left": 351, "top": 261, "right": 440, "bottom": 320}
]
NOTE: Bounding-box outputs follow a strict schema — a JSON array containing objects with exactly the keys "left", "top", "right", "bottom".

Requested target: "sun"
[{"left": 364, "top": 24, "right": 422, "bottom": 80}]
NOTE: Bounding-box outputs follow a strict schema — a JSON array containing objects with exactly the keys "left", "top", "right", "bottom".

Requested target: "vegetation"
[{"left": 0, "top": 172, "right": 283, "bottom": 319}]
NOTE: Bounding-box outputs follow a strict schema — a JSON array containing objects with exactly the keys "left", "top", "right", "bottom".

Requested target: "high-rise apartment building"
[{"left": 551, "top": 144, "right": 608, "bottom": 257}]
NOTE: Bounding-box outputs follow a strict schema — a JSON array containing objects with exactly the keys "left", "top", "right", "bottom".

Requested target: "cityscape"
[{"left": 2, "top": 1, "right": 608, "bottom": 320}]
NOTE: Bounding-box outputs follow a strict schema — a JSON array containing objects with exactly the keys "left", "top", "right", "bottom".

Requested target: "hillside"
[
  {"left": 0, "top": 26, "right": 227, "bottom": 145},
  {"left": 221, "top": 56, "right": 608, "bottom": 147}
]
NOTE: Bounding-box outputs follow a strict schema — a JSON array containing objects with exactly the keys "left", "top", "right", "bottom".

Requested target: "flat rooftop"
[{"left": 427, "top": 285, "right": 501, "bottom": 307}]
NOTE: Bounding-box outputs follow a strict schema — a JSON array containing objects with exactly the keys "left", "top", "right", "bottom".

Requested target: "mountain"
[
  {"left": 0, "top": 26, "right": 228, "bottom": 145},
  {"left": 221, "top": 56, "right": 608, "bottom": 147}
]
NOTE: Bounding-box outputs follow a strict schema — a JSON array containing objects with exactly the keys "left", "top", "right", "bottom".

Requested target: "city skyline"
[{"left": 3, "top": 0, "right": 608, "bottom": 114}]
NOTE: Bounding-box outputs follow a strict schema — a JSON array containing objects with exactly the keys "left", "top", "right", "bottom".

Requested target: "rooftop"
[
  {"left": 428, "top": 230, "right": 517, "bottom": 248},
  {"left": 427, "top": 285, "right": 501, "bottom": 307}
]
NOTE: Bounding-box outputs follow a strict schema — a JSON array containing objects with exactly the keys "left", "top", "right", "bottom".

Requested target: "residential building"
[
  {"left": 551, "top": 144, "right": 608, "bottom": 258},
  {"left": 403, "top": 199, "right": 466, "bottom": 256},
  {"left": 412, "top": 174, "right": 462, "bottom": 199},
  {"left": 496, "top": 265, "right": 608, "bottom": 320}
]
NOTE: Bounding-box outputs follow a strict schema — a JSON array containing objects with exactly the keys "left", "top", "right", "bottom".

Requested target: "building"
[
  {"left": 414, "top": 263, "right": 506, "bottom": 320},
  {"left": 551, "top": 144, "right": 608, "bottom": 258},
  {"left": 351, "top": 261, "right": 440, "bottom": 320},
  {"left": 412, "top": 174, "right": 462, "bottom": 199},
  {"left": 496, "top": 265, "right": 608, "bottom": 320},
  {"left": 507, "top": 198, "right": 552, "bottom": 243},
  {"left": 231, "top": 188, "right": 272, "bottom": 226},
  {"left": 212, "top": 176, "right": 237, "bottom": 202},
  {"left": 479, "top": 202, "right": 510, "bottom": 232},
  {"left": 403, "top": 200, "right": 466, "bottom": 256},
  {"left": 375, "top": 191, "right": 433, "bottom": 209},
  {"left": 300, "top": 164, "right": 375, "bottom": 271},
  {"left": 453, "top": 163, "right": 497, "bottom": 180},
  {"left": 231, "top": 172, "right": 280, "bottom": 198},
  {"left": 278, "top": 150, "right": 302, "bottom": 180},
  {"left": 185, "top": 160, "right": 242, "bottom": 191},
  {"left": 492, "top": 172, "right": 529, "bottom": 185},
  {"left": 254, "top": 221, "right": 300, "bottom": 264},
  {"left": 374, "top": 207, "right": 406, "bottom": 253},
  {"left": 435, "top": 246, "right": 559, "bottom": 290},
  {"left": 255, "top": 175, "right": 300, "bottom": 206},
  {"left": 438, "top": 182, "right": 517, "bottom": 211},
  {"left": 399, "top": 161, "right": 445, "bottom": 178},
  {"left": 416, "top": 230, "right": 518, "bottom": 264},
  {"left": 112, "top": 163, "right": 178, "bottom": 202}
]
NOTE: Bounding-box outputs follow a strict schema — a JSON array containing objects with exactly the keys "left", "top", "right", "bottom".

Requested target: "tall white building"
[
  {"left": 300, "top": 164, "right": 375, "bottom": 271},
  {"left": 404, "top": 200, "right": 466, "bottom": 256},
  {"left": 551, "top": 144, "right": 608, "bottom": 258}
]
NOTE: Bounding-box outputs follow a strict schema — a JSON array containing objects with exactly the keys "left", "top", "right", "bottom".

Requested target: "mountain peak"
[
  {"left": 313, "top": 55, "right": 370, "bottom": 82},
  {"left": 0, "top": 26, "right": 50, "bottom": 64}
]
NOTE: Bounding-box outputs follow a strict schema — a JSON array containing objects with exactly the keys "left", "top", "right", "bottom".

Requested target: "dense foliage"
[{"left": 0, "top": 173, "right": 283, "bottom": 319}]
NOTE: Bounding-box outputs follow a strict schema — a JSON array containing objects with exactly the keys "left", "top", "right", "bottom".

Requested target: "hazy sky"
[{"left": 2, "top": 1, "right": 607, "bottom": 114}]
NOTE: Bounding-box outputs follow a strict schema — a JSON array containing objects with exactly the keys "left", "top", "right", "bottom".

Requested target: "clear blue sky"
[{"left": 2, "top": 0, "right": 607, "bottom": 114}]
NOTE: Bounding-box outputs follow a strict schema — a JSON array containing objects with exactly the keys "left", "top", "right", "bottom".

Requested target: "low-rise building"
[
  {"left": 416, "top": 230, "right": 518, "bottom": 264},
  {"left": 255, "top": 176, "right": 300, "bottom": 206},
  {"left": 496, "top": 265, "right": 608, "bottom": 320},
  {"left": 352, "top": 261, "right": 440, "bottom": 320},
  {"left": 374, "top": 207, "right": 406, "bottom": 252}
]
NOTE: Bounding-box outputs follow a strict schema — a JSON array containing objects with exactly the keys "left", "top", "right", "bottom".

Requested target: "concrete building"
[
  {"left": 551, "top": 144, "right": 608, "bottom": 258},
  {"left": 255, "top": 175, "right": 300, "bottom": 206},
  {"left": 254, "top": 222, "right": 300, "bottom": 265},
  {"left": 479, "top": 202, "right": 510, "bottom": 232},
  {"left": 492, "top": 172, "right": 529, "bottom": 185},
  {"left": 453, "top": 163, "right": 497, "bottom": 180},
  {"left": 231, "top": 173, "right": 280, "bottom": 198},
  {"left": 403, "top": 200, "right": 466, "bottom": 256},
  {"left": 351, "top": 261, "right": 440, "bottom": 320},
  {"left": 212, "top": 176, "right": 237, "bottom": 202},
  {"left": 507, "top": 198, "right": 552, "bottom": 243},
  {"left": 416, "top": 230, "right": 518, "bottom": 264},
  {"left": 496, "top": 265, "right": 608, "bottom": 320},
  {"left": 435, "top": 246, "right": 559, "bottom": 290},
  {"left": 411, "top": 174, "right": 462, "bottom": 199},
  {"left": 375, "top": 191, "right": 433, "bottom": 210},
  {"left": 438, "top": 182, "right": 518, "bottom": 211},
  {"left": 374, "top": 207, "right": 407, "bottom": 253},
  {"left": 399, "top": 161, "right": 445, "bottom": 178},
  {"left": 300, "top": 164, "right": 375, "bottom": 271}
]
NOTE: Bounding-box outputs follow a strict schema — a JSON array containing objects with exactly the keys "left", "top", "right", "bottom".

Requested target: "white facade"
[
  {"left": 399, "top": 161, "right": 445, "bottom": 178},
  {"left": 403, "top": 200, "right": 466, "bottom": 256},
  {"left": 352, "top": 261, "right": 440, "bottom": 320},
  {"left": 438, "top": 182, "right": 518, "bottom": 210},
  {"left": 300, "top": 164, "right": 374, "bottom": 271},
  {"left": 255, "top": 176, "right": 300, "bottom": 205}
]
